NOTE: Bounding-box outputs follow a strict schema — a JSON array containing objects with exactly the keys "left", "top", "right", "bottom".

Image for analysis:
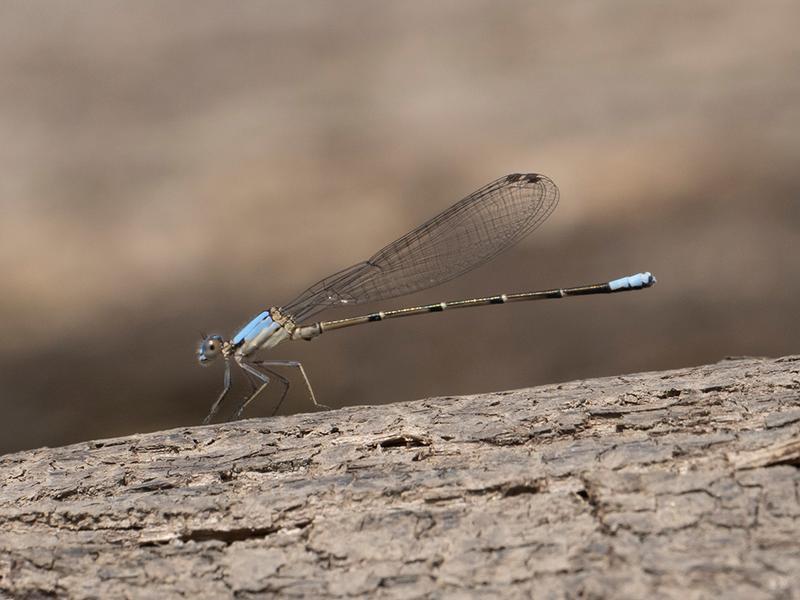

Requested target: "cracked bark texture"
[{"left": 2, "top": 356, "right": 800, "bottom": 599}]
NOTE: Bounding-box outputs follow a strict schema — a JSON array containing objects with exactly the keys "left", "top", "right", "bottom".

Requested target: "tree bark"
[{"left": 2, "top": 356, "right": 799, "bottom": 598}]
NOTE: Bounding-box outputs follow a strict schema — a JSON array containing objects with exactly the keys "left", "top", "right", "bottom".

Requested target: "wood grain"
[{"left": 2, "top": 356, "right": 799, "bottom": 598}]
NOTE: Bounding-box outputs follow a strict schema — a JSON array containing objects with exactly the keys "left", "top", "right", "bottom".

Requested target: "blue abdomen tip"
[{"left": 609, "top": 272, "right": 656, "bottom": 290}]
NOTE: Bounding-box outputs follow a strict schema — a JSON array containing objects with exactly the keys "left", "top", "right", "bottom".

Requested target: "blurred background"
[{"left": 1, "top": 1, "right": 798, "bottom": 454}]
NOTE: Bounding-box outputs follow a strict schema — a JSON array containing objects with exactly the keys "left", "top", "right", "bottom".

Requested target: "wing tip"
[{"left": 506, "top": 173, "right": 554, "bottom": 185}]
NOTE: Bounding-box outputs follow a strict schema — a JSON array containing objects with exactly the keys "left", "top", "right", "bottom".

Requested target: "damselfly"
[{"left": 198, "top": 173, "right": 655, "bottom": 423}]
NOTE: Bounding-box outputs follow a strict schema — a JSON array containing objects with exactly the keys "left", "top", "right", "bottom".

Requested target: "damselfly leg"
[
  {"left": 203, "top": 358, "right": 328, "bottom": 423},
  {"left": 229, "top": 362, "right": 270, "bottom": 420},
  {"left": 203, "top": 360, "right": 232, "bottom": 425},
  {"left": 254, "top": 360, "right": 329, "bottom": 411},
  {"left": 234, "top": 362, "right": 290, "bottom": 419}
]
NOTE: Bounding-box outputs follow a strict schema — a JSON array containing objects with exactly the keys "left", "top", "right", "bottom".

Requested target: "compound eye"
[{"left": 198, "top": 336, "right": 224, "bottom": 363}]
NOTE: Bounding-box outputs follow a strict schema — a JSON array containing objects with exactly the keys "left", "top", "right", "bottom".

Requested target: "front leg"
[{"left": 203, "top": 359, "right": 232, "bottom": 425}]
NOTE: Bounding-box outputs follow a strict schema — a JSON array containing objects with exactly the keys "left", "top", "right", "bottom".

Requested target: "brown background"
[{"left": 1, "top": 0, "right": 798, "bottom": 454}]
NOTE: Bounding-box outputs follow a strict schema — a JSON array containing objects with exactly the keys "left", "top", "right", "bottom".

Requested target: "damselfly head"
[{"left": 197, "top": 334, "right": 225, "bottom": 366}]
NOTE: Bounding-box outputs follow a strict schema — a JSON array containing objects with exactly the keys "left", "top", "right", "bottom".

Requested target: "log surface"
[{"left": 2, "top": 356, "right": 800, "bottom": 598}]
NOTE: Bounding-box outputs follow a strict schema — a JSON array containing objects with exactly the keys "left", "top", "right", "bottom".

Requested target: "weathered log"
[{"left": 2, "top": 356, "right": 799, "bottom": 598}]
